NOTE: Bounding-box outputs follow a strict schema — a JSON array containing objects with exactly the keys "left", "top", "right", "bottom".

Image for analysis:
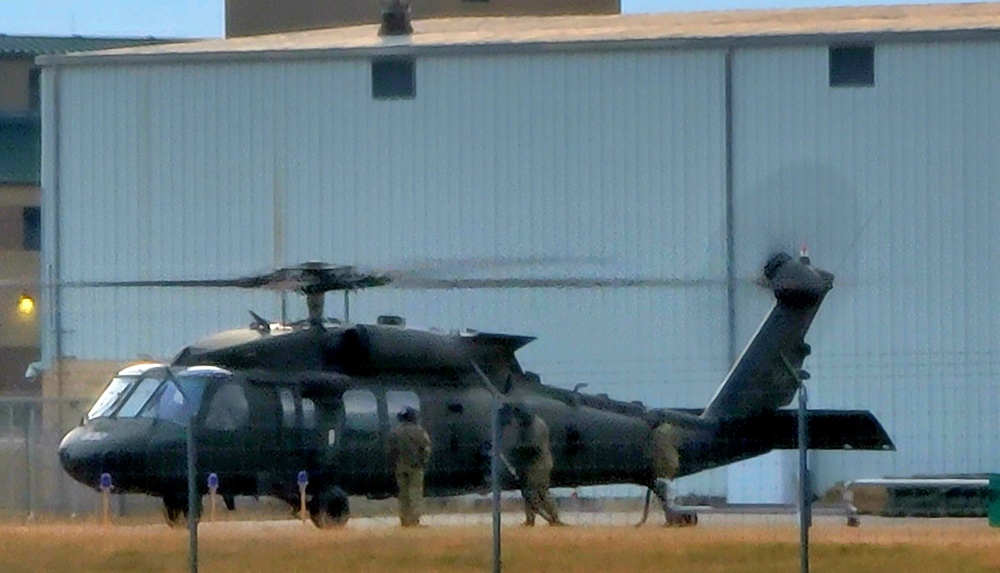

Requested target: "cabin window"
[
  {"left": 279, "top": 388, "right": 296, "bottom": 428},
  {"left": 302, "top": 397, "right": 317, "bottom": 430},
  {"left": 204, "top": 384, "right": 250, "bottom": 431},
  {"left": 343, "top": 390, "right": 379, "bottom": 434},
  {"left": 386, "top": 390, "right": 421, "bottom": 427}
]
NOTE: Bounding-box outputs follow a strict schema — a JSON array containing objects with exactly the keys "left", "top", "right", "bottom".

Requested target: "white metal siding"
[
  {"left": 47, "top": 50, "right": 732, "bottom": 495},
  {"left": 732, "top": 41, "right": 1000, "bottom": 493}
]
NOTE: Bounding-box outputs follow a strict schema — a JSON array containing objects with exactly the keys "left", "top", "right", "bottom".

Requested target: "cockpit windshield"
[
  {"left": 86, "top": 376, "right": 134, "bottom": 420},
  {"left": 86, "top": 365, "right": 228, "bottom": 425}
]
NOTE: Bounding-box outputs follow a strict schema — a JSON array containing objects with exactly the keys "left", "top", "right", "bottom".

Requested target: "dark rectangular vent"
[
  {"left": 372, "top": 57, "right": 416, "bottom": 100},
  {"left": 829, "top": 46, "right": 875, "bottom": 87}
]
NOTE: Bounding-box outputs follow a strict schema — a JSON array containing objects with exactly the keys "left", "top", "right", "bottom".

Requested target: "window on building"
[
  {"left": 22, "top": 207, "right": 40, "bottom": 251},
  {"left": 372, "top": 57, "right": 415, "bottom": 100},
  {"left": 343, "top": 389, "right": 379, "bottom": 434},
  {"left": 28, "top": 67, "right": 41, "bottom": 111},
  {"left": 829, "top": 46, "right": 875, "bottom": 87}
]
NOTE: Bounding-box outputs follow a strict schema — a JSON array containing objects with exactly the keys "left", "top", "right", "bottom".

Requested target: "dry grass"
[{"left": 0, "top": 519, "right": 998, "bottom": 573}]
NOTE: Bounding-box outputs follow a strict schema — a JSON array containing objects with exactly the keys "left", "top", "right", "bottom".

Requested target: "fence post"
[
  {"left": 989, "top": 475, "right": 1000, "bottom": 528},
  {"left": 26, "top": 404, "right": 35, "bottom": 520}
]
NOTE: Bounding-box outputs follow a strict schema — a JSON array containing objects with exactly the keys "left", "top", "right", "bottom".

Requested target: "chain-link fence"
[
  {"left": 0, "top": 397, "right": 94, "bottom": 518},
  {"left": 1, "top": 385, "right": 998, "bottom": 573}
]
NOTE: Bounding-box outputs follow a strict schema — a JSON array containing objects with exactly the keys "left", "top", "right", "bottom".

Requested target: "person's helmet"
[{"left": 397, "top": 406, "right": 418, "bottom": 423}]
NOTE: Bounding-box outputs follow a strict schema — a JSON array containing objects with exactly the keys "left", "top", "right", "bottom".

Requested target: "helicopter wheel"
[
  {"left": 163, "top": 495, "right": 187, "bottom": 528},
  {"left": 664, "top": 511, "right": 698, "bottom": 527},
  {"left": 308, "top": 486, "right": 350, "bottom": 529},
  {"left": 162, "top": 493, "right": 202, "bottom": 527}
]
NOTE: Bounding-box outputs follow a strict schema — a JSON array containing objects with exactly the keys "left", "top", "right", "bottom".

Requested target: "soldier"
[
  {"left": 387, "top": 407, "right": 432, "bottom": 527},
  {"left": 504, "top": 405, "right": 566, "bottom": 527}
]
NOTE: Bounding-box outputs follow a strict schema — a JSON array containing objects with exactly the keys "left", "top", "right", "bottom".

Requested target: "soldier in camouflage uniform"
[
  {"left": 387, "top": 407, "right": 432, "bottom": 527},
  {"left": 504, "top": 405, "right": 566, "bottom": 527}
]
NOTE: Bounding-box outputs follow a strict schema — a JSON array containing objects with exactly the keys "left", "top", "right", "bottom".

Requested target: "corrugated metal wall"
[
  {"left": 44, "top": 38, "right": 1000, "bottom": 501},
  {"left": 731, "top": 41, "right": 1000, "bottom": 494},
  {"left": 44, "top": 50, "right": 732, "bottom": 496}
]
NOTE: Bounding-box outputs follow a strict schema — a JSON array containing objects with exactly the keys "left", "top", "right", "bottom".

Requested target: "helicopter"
[{"left": 55, "top": 251, "right": 894, "bottom": 527}]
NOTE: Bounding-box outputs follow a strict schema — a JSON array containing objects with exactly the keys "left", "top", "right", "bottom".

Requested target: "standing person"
[
  {"left": 504, "top": 405, "right": 566, "bottom": 527},
  {"left": 387, "top": 407, "right": 432, "bottom": 527}
]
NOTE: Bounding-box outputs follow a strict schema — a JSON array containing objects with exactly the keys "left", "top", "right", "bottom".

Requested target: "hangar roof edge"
[
  {"left": 0, "top": 34, "right": 184, "bottom": 57},
  {"left": 36, "top": 2, "right": 1000, "bottom": 66}
]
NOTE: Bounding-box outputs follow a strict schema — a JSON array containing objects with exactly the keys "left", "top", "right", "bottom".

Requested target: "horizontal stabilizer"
[{"left": 761, "top": 410, "right": 895, "bottom": 451}]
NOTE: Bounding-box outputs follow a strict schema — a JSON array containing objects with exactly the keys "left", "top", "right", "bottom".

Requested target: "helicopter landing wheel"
[
  {"left": 664, "top": 511, "right": 698, "bottom": 527},
  {"left": 162, "top": 493, "right": 201, "bottom": 527},
  {"left": 309, "top": 486, "right": 350, "bottom": 528},
  {"left": 163, "top": 495, "right": 187, "bottom": 528}
]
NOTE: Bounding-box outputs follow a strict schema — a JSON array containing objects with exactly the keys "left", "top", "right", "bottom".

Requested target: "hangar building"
[{"left": 36, "top": 3, "right": 1000, "bottom": 502}]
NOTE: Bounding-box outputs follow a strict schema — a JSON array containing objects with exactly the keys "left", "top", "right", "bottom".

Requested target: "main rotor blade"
[
  {"left": 380, "top": 255, "right": 608, "bottom": 278},
  {"left": 388, "top": 276, "right": 724, "bottom": 290}
]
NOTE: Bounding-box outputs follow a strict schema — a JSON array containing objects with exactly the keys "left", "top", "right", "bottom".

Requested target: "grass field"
[{"left": 1, "top": 517, "right": 998, "bottom": 573}]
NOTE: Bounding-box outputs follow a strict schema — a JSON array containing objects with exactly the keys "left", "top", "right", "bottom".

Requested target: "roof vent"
[
  {"left": 379, "top": 0, "right": 413, "bottom": 37},
  {"left": 377, "top": 315, "right": 406, "bottom": 327}
]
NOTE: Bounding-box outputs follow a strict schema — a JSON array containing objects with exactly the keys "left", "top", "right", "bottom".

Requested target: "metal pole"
[
  {"left": 491, "top": 399, "right": 502, "bottom": 573},
  {"left": 798, "top": 383, "right": 810, "bottom": 573},
  {"left": 27, "top": 404, "right": 35, "bottom": 519},
  {"left": 470, "top": 362, "right": 503, "bottom": 573},
  {"left": 10, "top": 404, "right": 19, "bottom": 513},
  {"left": 187, "top": 419, "right": 198, "bottom": 573}
]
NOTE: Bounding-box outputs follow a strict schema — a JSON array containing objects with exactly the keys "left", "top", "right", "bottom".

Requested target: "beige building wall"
[
  {"left": 226, "top": 0, "right": 620, "bottom": 36},
  {"left": 0, "top": 187, "right": 41, "bottom": 391},
  {"left": 0, "top": 243, "right": 40, "bottom": 395},
  {"left": 0, "top": 58, "right": 32, "bottom": 113},
  {"left": 0, "top": 250, "right": 39, "bottom": 348},
  {"left": 0, "top": 206, "right": 25, "bottom": 250}
]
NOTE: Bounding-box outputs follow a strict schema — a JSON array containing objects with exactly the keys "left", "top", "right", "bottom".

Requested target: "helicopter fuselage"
[{"left": 59, "top": 363, "right": 679, "bottom": 506}]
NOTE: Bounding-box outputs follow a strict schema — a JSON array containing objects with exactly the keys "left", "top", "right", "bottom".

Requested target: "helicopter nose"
[
  {"left": 59, "top": 420, "right": 155, "bottom": 491},
  {"left": 58, "top": 427, "right": 103, "bottom": 487}
]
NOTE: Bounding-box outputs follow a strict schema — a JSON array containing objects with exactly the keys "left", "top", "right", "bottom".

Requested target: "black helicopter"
[{"left": 57, "top": 252, "right": 894, "bottom": 527}]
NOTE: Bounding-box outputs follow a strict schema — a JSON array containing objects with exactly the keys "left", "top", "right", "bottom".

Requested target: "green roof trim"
[
  {"left": 0, "top": 34, "right": 185, "bottom": 57},
  {"left": 0, "top": 116, "right": 40, "bottom": 185}
]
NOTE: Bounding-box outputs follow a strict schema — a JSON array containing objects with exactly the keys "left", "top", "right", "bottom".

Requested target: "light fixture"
[{"left": 17, "top": 293, "right": 35, "bottom": 316}]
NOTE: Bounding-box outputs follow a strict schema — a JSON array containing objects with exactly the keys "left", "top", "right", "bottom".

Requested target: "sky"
[{"left": 0, "top": 0, "right": 972, "bottom": 38}]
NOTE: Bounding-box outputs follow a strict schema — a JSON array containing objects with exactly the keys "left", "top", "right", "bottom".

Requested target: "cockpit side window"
[
  {"left": 143, "top": 380, "right": 192, "bottom": 424},
  {"left": 204, "top": 383, "right": 250, "bottom": 431},
  {"left": 133, "top": 373, "right": 210, "bottom": 426}
]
